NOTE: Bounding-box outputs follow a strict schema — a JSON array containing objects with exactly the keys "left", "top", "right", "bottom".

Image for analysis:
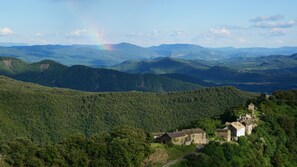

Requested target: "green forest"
[{"left": 0, "top": 75, "right": 253, "bottom": 144}]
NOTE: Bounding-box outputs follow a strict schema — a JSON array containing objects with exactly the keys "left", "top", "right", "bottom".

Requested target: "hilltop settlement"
[{"left": 155, "top": 101, "right": 260, "bottom": 146}]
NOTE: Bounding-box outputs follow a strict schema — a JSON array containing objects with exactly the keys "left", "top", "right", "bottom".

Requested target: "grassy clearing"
[{"left": 144, "top": 143, "right": 196, "bottom": 166}]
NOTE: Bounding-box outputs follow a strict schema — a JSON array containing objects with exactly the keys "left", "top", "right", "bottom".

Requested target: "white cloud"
[
  {"left": 250, "top": 15, "right": 284, "bottom": 23},
  {"left": 260, "top": 28, "right": 287, "bottom": 37},
  {"left": 0, "top": 27, "right": 13, "bottom": 36},
  {"left": 219, "top": 25, "right": 247, "bottom": 30},
  {"left": 147, "top": 30, "right": 159, "bottom": 37},
  {"left": 125, "top": 32, "right": 143, "bottom": 37},
  {"left": 125, "top": 30, "right": 160, "bottom": 38},
  {"left": 238, "top": 38, "right": 246, "bottom": 43},
  {"left": 208, "top": 28, "right": 231, "bottom": 36},
  {"left": 250, "top": 15, "right": 296, "bottom": 29},
  {"left": 65, "top": 29, "right": 87, "bottom": 36},
  {"left": 254, "top": 20, "right": 296, "bottom": 28},
  {"left": 171, "top": 30, "right": 185, "bottom": 36},
  {"left": 270, "top": 28, "right": 287, "bottom": 35},
  {"left": 36, "top": 33, "right": 43, "bottom": 37}
]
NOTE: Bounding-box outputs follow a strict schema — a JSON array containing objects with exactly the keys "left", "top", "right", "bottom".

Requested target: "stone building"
[
  {"left": 260, "top": 93, "right": 269, "bottom": 100},
  {"left": 227, "top": 122, "right": 245, "bottom": 141},
  {"left": 157, "top": 128, "right": 207, "bottom": 145},
  {"left": 216, "top": 129, "right": 231, "bottom": 142},
  {"left": 242, "top": 120, "right": 253, "bottom": 135},
  {"left": 248, "top": 103, "right": 255, "bottom": 113}
]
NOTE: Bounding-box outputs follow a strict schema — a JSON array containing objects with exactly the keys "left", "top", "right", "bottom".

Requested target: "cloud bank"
[
  {"left": 250, "top": 15, "right": 284, "bottom": 22},
  {"left": 0, "top": 28, "right": 13, "bottom": 36}
]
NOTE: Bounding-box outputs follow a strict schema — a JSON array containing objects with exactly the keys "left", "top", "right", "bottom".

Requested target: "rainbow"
[{"left": 62, "top": 0, "right": 114, "bottom": 51}]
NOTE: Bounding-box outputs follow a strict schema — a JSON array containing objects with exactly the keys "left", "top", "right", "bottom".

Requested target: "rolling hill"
[
  {"left": 110, "top": 57, "right": 209, "bottom": 74},
  {"left": 0, "top": 75, "right": 254, "bottom": 143},
  {"left": 109, "top": 56, "right": 297, "bottom": 93},
  {"left": 0, "top": 57, "right": 202, "bottom": 92},
  {"left": 218, "top": 53, "right": 297, "bottom": 70}
]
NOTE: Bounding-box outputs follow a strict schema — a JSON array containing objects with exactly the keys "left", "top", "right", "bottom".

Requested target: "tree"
[{"left": 191, "top": 118, "right": 221, "bottom": 137}]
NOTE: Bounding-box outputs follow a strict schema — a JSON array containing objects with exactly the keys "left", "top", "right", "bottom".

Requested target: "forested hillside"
[
  {"left": 0, "top": 75, "right": 253, "bottom": 144},
  {"left": 181, "top": 90, "right": 297, "bottom": 167},
  {"left": 0, "top": 57, "right": 202, "bottom": 92}
]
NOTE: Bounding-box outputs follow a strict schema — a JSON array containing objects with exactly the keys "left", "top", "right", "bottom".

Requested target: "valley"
[
  {"left": 2, "top": 0, "right": 297, "bottom": 166},
  {"left": 1, "top": 45, "right": 297, "bottom": 94}
]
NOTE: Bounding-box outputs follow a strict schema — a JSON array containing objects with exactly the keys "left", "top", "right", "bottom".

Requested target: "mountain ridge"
[
  {"left": 1, "top": 43, "right": 297, "bottom": 67},
  {"left": 0, "top": 56, "right": 203, "bottom": 92}
]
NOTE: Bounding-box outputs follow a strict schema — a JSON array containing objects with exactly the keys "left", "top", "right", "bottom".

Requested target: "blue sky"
[{"left": 0, "top": 0, "right": 297, "bottom": 47}]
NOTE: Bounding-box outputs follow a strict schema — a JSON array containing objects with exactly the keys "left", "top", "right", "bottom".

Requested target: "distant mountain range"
[
  {"left": 0, "top": 43, "right": 159, "bottom": 67},
  {"left": 1, "top": 43, "right": 297, "bottom": 93},
  {"left": 216, "top": 53, "right": 297, "bottom": 70},
  {"left": 210, "top": 46, "right": 297, "bottom": 58},
  {"left": 0, "top": 57, "right": 202, "bottom": 92},
  {"left": 110, "top": 56, "right": 297, "bottom": 93},
  {"left": 149, "top": 44, "right": 224, "bottom": 60},
  {"left": 1, "top": 55, "right": 297, "bottom": 93},
  {"left": 1, "top": 43, "right": 297, "bottom": 67},
  {"left": 0, "top": 42, "right": 28, "bottom": 47}
]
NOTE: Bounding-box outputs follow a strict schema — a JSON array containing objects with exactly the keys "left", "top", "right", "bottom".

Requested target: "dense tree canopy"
[{"left": 0, "top": 126, "right": 151, "bottom": 167}]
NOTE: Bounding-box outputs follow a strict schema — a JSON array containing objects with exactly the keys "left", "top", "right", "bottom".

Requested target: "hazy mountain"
[
  {"left": 109, "top": 56, "right": 297, "bottom": 93},
  {"left": 0, "top": 43, "right": 159, "bottom": 67},
  {"left": 150, "top": 44, "right": 224, "bottom": 60},
  {"left": 110, "top": 57, "right": 209, "bottom": 74},
  {"left": 0, "top": 57, "right": 202, "bottom": 92},
  {"left": 210, "top": 47, "right": 297, "bottom": 58},
  {"left": 1, "top": 43, "right": 297, "bottom": 68},
  {"left": 150, "top": 44, "right": 297, "bottom": 60},
  {"left": 0, "top": 42, "right": 28, "bottom": 47},
  {"left": 218, "top": 53, "right": 297, "bottom": 70}
]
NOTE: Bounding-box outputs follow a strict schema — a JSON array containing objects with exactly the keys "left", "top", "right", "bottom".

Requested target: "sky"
[{"left": 0, "top": 0, "right": 297, "bottom": 47}]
